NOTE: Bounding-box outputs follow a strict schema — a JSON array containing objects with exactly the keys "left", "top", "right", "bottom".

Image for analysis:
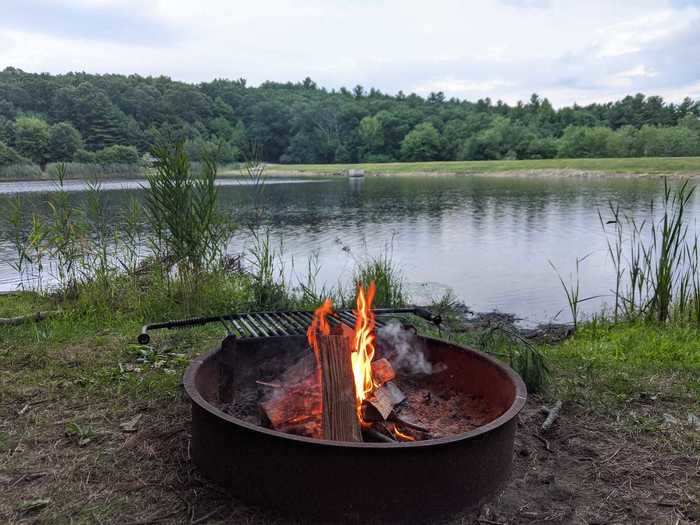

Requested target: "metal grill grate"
[{"left": 138, "top": 307, "right": 440, "bottom": 344}]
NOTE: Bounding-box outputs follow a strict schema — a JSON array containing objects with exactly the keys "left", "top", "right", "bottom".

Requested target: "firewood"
[
  {"left": 371, "top": 358, "right": 395, "bottom": 386},
  {"left": 362, "top": 381, "right": 406, "bottom": 421},
  {"left": 363, "top": 427, "right": 396, "bottom": 443},
  {"left": 259, "top": 379, "right": 321, "bottom": 438},
  {"left": 319, "top": 335, "right": 362, "bottom": 442}
]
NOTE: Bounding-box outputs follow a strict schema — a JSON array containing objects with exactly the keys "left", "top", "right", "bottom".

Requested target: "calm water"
[{"left": 1, "top": 174, "right": 697, "bottom": 325}]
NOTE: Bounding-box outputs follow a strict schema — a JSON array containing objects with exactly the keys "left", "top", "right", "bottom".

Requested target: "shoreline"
[{"left": 224, "top": 167, "right": 700, "bottom": 179}]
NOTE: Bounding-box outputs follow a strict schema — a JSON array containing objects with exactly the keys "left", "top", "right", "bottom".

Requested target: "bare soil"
[{"left": 2, "top": 386, "right": 697, "bottom": 524}]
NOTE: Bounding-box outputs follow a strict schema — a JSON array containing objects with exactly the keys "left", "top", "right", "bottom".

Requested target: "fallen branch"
[
  {"left": 0, "top": 310, "right": 60, "bottom": 326},
  {"left": 541, "top": 400, "right": 562, "bottom": 432}
]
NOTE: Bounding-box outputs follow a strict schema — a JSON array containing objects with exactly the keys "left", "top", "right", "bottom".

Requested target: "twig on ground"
[
  {"left": 542, "top": 400, "right": 563, "bottom": 432},
  {"left": 601, "top": 447, "right": 622, "bottom": 464}
]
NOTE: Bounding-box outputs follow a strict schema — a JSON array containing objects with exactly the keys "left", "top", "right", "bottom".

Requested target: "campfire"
[
  {"left": 244, "top": 282, "right": 498, "bottom": 444},
  {"left": 180, "top": 292, "right": 527, "bottom": 519}
]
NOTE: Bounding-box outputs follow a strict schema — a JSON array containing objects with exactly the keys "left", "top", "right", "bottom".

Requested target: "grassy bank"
[
  {"left": 0, "top": 162, "right": 143, "bottom": 180},
  {"left": 1, "top": 292, "right": 698, "bottom": 523},
  {"left": 249, "top": 156, "right": 700, "bottom": 177}
]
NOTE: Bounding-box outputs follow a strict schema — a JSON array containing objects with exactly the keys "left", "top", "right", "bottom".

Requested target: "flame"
[
  {"left": 306, "top": 282, "right": 379, "bottom": 426},
  {"left": 389, "top": 423, "right": 415, "bottom": 442},
  {"left": 307, "top": 298, "right": 333, "bottom": 367},
  {"left": 352, "top": 282, "right": 376, "bottom": 421}
]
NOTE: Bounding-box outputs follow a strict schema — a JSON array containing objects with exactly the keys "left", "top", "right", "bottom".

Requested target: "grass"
[
  {"left": 2, "top": 146, "right": 699, "bottom": 522},
  {"left": 2, "top": 293, "right": 698, "bottom": 523},
  {"left": 0, "top": 162, "right": 142, "bottom": 180},
  {"left": 246, "top": 156, "right": 700, "bottom": 176},
  {"left": 548, "top": 320, "right": 700, "bottom": 406}
]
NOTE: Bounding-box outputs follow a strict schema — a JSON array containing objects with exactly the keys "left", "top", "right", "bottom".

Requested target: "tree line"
[{"left": 1, "top": 66, "right": 699, "bottom": 170}]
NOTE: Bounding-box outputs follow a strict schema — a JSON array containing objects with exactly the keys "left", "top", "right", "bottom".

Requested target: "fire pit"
[{"left": 177, "top": 294, "right": 527, "bottom": 521}]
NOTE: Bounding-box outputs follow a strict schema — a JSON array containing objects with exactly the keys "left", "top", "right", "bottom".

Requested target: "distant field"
[{"left": 249, "top": 157, "right": 700, "bottom": 176}]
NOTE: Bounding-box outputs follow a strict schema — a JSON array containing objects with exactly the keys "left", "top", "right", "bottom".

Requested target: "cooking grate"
[{"left": 137, "top": 307, "right": 441, "bottom": 344}]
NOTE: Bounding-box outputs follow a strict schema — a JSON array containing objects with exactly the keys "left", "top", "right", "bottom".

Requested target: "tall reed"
[
  {"left": 597, "top": 178, "right": 698, "bottom": 325},
  {"left": 143, "top": 142, "right": 233, "bottom": 312}
]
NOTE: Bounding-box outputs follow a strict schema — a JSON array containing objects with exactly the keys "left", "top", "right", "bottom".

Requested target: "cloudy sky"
[{"left": 1, "top": 0, "right": 699, "bottom": 106}]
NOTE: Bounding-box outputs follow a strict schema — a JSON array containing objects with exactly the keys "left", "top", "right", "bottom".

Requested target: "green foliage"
[
  {"left": 0, "top": 141, "right": 30, "bottom": 167},
  {"left": 95, "top": 144, "right": 139, "bottom": 164},
  {"left": 1, "top": 68, "right": 700, "bottom": 169},
  {"left": 144, "top": 143, "right": 233, "bottom": 312},
  {"left": 14, "top": 115, "right": 50, "bottom": 165},
  {"left": 358, "top": 116, "right": 384, "bottom": 159},
  {"left": 557, "top": 126, "right": 616, "bottom": 158},
  {"left": 73, "top": 149, "right": 97, "bottom": 163},
  {"left": 400, "top": 122, "right": 442, "bottom": 161},
  {"left": 353, "top": 251, "right": 405, "bottom": 308},
  {"left": 47, "top": 122, "right": 83, "bottom": 162}
]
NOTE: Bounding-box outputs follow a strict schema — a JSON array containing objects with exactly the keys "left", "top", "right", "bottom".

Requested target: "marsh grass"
[
  {"left": 598, "top": 179, "right": 699, "bottom": 325},
  {"left": 353, "top": 250, "right": 405, "bottom": 308},
  {"left": 549, "top": 254, "right": 602, "bottom": 330}
]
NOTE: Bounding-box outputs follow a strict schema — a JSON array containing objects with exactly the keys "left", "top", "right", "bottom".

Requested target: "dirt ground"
[{"left": 2, "top": 385, "right": 697, "bottom": 524}]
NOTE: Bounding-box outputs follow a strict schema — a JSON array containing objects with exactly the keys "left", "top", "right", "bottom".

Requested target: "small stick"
[
  {"left": 541, "top": 400, "right": 562, "bottom": 432},
  {"left": 364, "top": 428, "right": 396, "bottom": 443}
]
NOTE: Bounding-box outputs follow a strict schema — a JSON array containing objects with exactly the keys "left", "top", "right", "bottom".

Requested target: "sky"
[{"left": 1, "top": 0, "right": 699, "bottom": 107}]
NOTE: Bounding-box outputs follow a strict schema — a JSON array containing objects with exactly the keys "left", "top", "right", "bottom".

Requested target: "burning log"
[
  {"left": 259, "top": 378, "right": 321, "bottom": 438},
  {"left": 362, "top": 381, "right": 406, "bottom": 421},
  {"left": 319, "top": 335, "right": 362, "bottom": 442}
]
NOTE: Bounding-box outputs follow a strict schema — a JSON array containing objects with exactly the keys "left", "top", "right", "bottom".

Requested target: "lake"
[{"left": 1, "top": 174, "right": 697, "bottom": 325}]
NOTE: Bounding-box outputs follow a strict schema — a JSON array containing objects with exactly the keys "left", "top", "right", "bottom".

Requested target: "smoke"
[{"left": 377, "top": 321, "right": 443, "bottom": 375}]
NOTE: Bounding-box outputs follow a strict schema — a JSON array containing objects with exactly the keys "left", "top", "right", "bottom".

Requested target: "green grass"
[
  {"left": 248, "top": 156, "right": 700, "bottom": 176},
  {"left": 2, "top": 289, "right": 698, "bottom": 523},
  {"left": 547, "top": 320, "right": 700, "bottom": 407}
]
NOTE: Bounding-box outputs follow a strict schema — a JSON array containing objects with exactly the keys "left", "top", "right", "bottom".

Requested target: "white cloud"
[
  {"left": 0, "top": 0, "right": 698, "bottom": 106},
  {"left": 414, "top": 79, "right": 514, "bottom": 97},
  {"left": 595, "top": 7, "right": 699, "bottom": 58}
]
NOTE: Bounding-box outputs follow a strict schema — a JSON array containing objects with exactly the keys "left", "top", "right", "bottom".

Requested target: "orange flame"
[
  {"left": 306, "top": 282, "right": 379, "bottom": 427},
  {"left": 307, "top": 298, "right": 333, "bottom": 367},
  {"left": 352, "top": 282, "right": 376, "bottom": 421},
  {"left": 389, "top": 423, "right": 415, "bottom": 442}
]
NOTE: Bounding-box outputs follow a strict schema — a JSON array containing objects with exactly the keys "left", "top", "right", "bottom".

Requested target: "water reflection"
[{"left": 0, "top": 174, "right": 695, "bottom": 324}]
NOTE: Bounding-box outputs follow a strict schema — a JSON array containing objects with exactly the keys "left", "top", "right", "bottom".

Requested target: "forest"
[{"left": 1, "top": 66, "right": 700, "bottom": 171}]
